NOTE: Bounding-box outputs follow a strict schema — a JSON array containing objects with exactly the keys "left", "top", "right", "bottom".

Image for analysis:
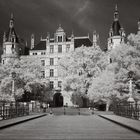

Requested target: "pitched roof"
[
  {"left": 112, "top": 20, "right": 121, "bottom": 36},
  {"left": 74, "top": 37, "right": 92, "bottom": 48},
  {"left": 6, "top": 27, "right": 19, "bottom": 43},
  {"left": 31, "top": 37, "right": 92, "bottom": 51},
  {"left": 32, "top": 41, "right": 46, "bottom": 50}
]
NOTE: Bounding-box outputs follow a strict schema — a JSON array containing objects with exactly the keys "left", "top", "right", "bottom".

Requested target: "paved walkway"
[
  {"left": 0, "top": 115, "right": 140, "bottom": 139},
  {"left": 0, "top": 113, "right": 46, "bottom": 129},
  {"left": 99, "top": 114, "right": 140, "bottom": 133},
  {"left": 47, "top": 107, "right": 92, "bottom": 115}
]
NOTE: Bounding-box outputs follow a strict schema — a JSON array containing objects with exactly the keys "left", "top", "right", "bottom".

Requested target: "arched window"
[{"left": 50, "top": 69, "right": 54, "bottom": 77}]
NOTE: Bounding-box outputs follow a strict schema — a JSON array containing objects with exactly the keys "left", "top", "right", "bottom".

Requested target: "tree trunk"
[
  {"left": 106, "top": 103, "right": 109, "bottom": 111},
  {"left": 106, "top": 99, "right": 112, "bottom": 111}
]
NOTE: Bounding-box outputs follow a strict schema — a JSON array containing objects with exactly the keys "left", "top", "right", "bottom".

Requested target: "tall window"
[
  {"left": 12, "top": 38, "right": 14, "bottom": 42},
  {"left": 12, "top": 44, "right": 14, "bottom": 54},
  {"left": 50, "top": 45, "right": 54, "bottom": 53},
  {"left": 50, "top": 81, "right": 54, "bottom": 89},
  {"left": 41, "top": 60, "right": 45, "bottom": 66},
  {"left": 66, "top": 44, "right": 70, "bottom": 52},
  {"left": 41, "top": 71, "right": 45, "bottom": 78},
  {"left": 50, "top": 69, "right": 54, "bottom": 77},
  {"left": 50, "top": 58, "right": 54, "bottom": 65},
  {"left": 58, "top": 45, "right": 62, "bottom": 53},
  {"left": 58, "top": 36, "right": 62, "bottom": 42},
  {"left": 58, "top": 81, "right": 62, "bottom": 88}
]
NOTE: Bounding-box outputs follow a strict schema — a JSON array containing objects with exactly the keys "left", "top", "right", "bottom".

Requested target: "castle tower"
[
  {"left": 2, "top": 13, "right": 19, "bottom": 64},
  {"left": 108, "top": 5, "right": 125, "bottom": 51}
]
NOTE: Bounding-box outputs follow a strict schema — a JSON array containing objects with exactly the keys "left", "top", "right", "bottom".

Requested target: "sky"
[{"left": 0, "top": 0, "right": 140, "bottom": 49}]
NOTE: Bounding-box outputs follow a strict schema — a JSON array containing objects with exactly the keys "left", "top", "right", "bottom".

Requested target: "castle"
[{"left": 1, "top": 5, "right": 140, "bottom": 106}]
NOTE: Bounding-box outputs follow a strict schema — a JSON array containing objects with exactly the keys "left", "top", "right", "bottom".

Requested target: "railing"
[
  {"left": 0, "top": 102, "right": 29, "bottom": 120},
  {"left": 113, "top": 102, "right": 140, "bottom": 120}
]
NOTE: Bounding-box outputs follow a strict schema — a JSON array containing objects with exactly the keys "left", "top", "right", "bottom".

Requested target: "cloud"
[{"left": 74, "top": 0, "right": 90, "bottom": 17}]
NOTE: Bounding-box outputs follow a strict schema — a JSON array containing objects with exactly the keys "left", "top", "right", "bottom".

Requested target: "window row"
[
  {"left": 49, "top": 44, "right": 70, "bottom": 53},
  {"left": 41, "top": 58, "right": 61, "bottom": 66},
  {"left": 31, "top": 44, "right": 70, "bottom": 55},
  {"left": 50, "top": 81, "right": 62, "bottom": 89},
  {"left": 32, "top": 52, "right": 46, "bottom": 55},
  {"left": 41, "top": 69, "right": 57, "bottom": 78}
]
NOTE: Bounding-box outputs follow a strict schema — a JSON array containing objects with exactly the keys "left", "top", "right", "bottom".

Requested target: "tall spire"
[
  {"left": 115, "top": 4, "right": 118, "bottom": 11},
  {"left": 71, "top": 30, "right": 74, "bottom": 37},
  {"left": 114, "top": 4, "right": 119, "bottom": 21},
  {"left": 9, "top": 13, "right": 14, "bottom": 28},
  {"left": 11, "top": 13, "right": 14, "bottom": 19}
]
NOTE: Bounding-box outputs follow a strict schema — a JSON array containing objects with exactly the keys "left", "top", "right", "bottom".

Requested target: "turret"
[
  {"left": 108, "top": 5, "right": 125, "bottom": 51},
  {"left": 109, "top": 27, "right": 113, "bottom": 37},
  {"left": 9, "top": 13, "right": 14, "bottom": 28},
  {"left": 93, "top": 31, "right": 97, "bottom": 47},
  {"left": 47, "top": 32, "right": 50, "bottom": 42},
  {"left": 71, "top": 31, "right": 74, "bottom": 42},
  {"left": 46, "top": 32, "right": 50, "bottom": 50},
  {"left": 114, "top": 4, "right": 119, "bottom": 21},
  {"left": 2, "top": 13, "right": 19, "bottom": 64},
  {"left": 31, "top": 34, "right": 35, "bottom": 49},
  {"left": 120, "top": 27, "right": 125, "bottom": 39}
]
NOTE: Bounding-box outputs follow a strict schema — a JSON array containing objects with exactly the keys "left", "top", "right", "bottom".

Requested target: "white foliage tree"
[
  {"left": 59, "top": 45, "right": 108, "bottom": 106},
  {"left": 0, "top": 57, "right": 43, "bottom": 101},
  {"left": 109, "top": 33, "right": 140, "bottom": 100}
]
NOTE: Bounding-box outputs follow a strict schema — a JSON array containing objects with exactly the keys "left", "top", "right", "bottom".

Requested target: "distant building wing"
[
  {"left": 74, "top": 37, "right": 92, "bottom": 48},
  {"left": 32, "top": 41, "right": 46, "bottom": 50}
]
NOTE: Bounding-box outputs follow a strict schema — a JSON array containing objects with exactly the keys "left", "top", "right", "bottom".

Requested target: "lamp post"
[
  {"left": 11, "top": 71, "right": 16, "bottom": 102},
  {"left": 127, "top": 71, "right": 135, "bottom": 103}
]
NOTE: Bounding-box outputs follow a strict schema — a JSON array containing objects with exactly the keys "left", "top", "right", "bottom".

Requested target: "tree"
[
  {"left": 109, "top": 33, "right": 140, "bottom": 101},
  {"left": 24, "top": 80, "right": 53, "bottom": 103},
  {"left": 88, "top": 32, "right": 140, "bottom": 110},
  {"left": 0, "top": 56, "right": 43, "bottom": 101},
  {"left": 59, "top": 45, "right": 108, "bottom": 106},
  {"left": 88, "top": 69, "right": 119, "bottom": 111}
]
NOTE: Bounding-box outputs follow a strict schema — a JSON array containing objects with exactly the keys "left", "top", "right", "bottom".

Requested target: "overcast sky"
[{"left": 0, "top": 0, "right": 140, "bottom": 49}]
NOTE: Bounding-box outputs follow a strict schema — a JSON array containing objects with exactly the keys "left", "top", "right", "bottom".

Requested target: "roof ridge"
[{"left": 75, "top": 36, "right": 89, "bottom": 39}]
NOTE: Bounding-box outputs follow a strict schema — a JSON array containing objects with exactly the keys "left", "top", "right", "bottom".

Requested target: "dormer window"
[{"left": 58, "top": 36, "right": 62, "bottom": 42}]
